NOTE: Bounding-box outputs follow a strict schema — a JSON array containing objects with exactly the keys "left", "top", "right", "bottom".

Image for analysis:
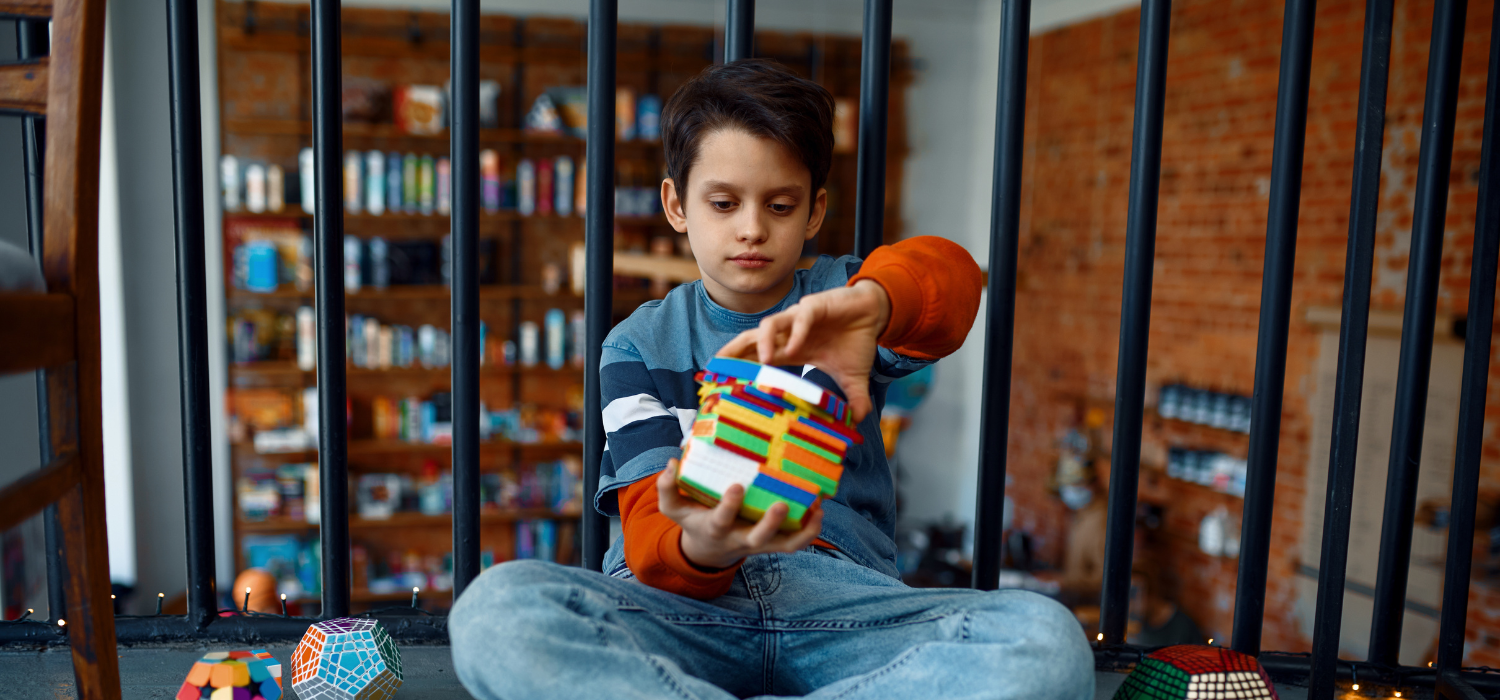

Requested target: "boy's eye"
[
  {"left": 710, "top": 200, "right": 735, "bottom": 211},
  {"left": 769, "top": 203, "right": 794, "bottom": 214}
]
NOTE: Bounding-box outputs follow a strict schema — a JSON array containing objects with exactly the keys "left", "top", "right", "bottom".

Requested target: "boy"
[{"left": 450, "top": 59, "right": 1092, "bottom": 700}]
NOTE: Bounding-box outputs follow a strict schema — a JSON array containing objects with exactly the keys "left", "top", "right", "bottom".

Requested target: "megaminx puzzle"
[
  {"left": 677, "top": 357, "right": 861, "bottom": 530},
  {"left": 1112, "top": 645, "right": 1279, "bottom": 700},
  {"left": 291, "top": 617, "right": 404, "bottom": 700},
  {"left": 174, "top": 649, "right": 282, "bottom": 700}
]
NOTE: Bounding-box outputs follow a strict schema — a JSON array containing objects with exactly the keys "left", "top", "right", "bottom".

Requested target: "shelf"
[
  {"left": 226, "top": 284, "right": 585, "bottom": 302},
  {"left": 222, "top": 119, "right": 664, "bottom": 153},
  {"left": 228, "top": 362, "right": 581, "bottom": 386},
  {"left": 238, "top": 508, "right": 583, "bottom": 534},
  {"left": 233, "top": 439, "right": 582, "bottom": 460}
]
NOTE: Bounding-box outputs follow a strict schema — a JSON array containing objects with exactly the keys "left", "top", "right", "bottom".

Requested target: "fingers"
[
  {"left": 744, "top": 501, "right": 787, "bottom": 549},
  {"left": 656, "top": 460, "right": 689, "bottom": 519},
  {"left": 845, "top": 390, "right": 874, "bottom": 425},
  {"left": 755, "top": 315, "right": 793, "bottom": 365},
  {"left": 782, "top": 502, "right": 825, "bottom": 551},
  {"left": 717, "top": 330, "right": 759, "bottom": 360},
  {"left": 783, "top": 308, "right": 814, "bottom": 359},
  {"left": 711, "top": 484, "right": 745, "bottom": 534}
]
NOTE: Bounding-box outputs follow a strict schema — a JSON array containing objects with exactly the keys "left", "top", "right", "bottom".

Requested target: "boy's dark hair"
[{"left": 661, "top": 58, "right": 835, "bottom": 206}]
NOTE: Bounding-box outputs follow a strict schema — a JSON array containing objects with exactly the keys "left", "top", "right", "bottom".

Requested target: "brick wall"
[{"left": 1007, "top": 0, "right": 1498, "bottom": 659}]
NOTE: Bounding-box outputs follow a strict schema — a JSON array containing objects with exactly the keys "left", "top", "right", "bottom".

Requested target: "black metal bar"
[
  {"left": 450, "top": 0, "right": 481, "bottom": 599},
  {"left": 16, "top": 16, "right": 65, "bottom": 627},
  {"left": 852, "top": 0, "right": 891, "bottom": 259},
  {"left": 1436, "top": 2, "right": 1500, "bottom": 675},
  {"left": 166, "top": 0, "right": 218, "bottom": 631},
  {"left": 311, "top": 0, "right": 350, "bottom": 618},
  {"left": 1098, "top": 0, "right": 1171, "bottom": 645},
  {"left": 1368, "top": 0, "right": 1467, "bottom": 666},
  {"left": 1439, "top": 672, "right": 1489, "bottom": 700},
  {"left": 971, "top": 0, "right": 1030, "bottom": 592},
  {"left": 724, "top": 0, "right": 754, "bottom": 63},
  {"left": 0, "top": 614, "right": 448, "bottom": 645},
  {"left": 1231, "top": 0, "right": 1317, "bottom": 657},
  {"left": 582, "top": 0, "right": 617, "bottom": 573},
  {"left": 1308, "top": 0, "right": 1392, "bottom": 693}
]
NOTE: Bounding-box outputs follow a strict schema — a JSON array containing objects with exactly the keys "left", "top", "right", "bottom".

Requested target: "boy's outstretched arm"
[{"left": 719, "top": 235, "right": 983, "bottom": 420}]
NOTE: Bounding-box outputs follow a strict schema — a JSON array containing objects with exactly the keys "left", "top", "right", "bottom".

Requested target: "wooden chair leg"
[{"left": 55, "top": 465, "right": 119, "bottom": 699}]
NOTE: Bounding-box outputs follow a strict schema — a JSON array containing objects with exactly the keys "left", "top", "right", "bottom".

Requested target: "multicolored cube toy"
[
  {"left": 175, "top": 649, "right": 282, "bottom": 700},
  {"left": 1112, "top": 645, "right": 1279, "bottom": 700},
  {"left": 677, "top": 357, "right": 861, "bottom": 530},
  {"left": 291, "top": 617, "right": 403, "bottom": 700}
]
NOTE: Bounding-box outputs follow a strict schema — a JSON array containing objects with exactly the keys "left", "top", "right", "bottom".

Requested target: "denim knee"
[{"left": 449, "top": 560, "right": 579, "bottom": 679}]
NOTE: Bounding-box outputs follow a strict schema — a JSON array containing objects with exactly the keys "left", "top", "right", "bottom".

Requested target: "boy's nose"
[{"left": 736, "top": 210, "right": 769, "bottom": 244}]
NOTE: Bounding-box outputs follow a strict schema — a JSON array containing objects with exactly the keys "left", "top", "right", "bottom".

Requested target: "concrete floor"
[{"left": 0, "top": 645, "right": 1328, "bottom": 699}]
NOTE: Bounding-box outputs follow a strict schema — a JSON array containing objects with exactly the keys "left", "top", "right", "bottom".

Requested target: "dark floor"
[{"left": 0, "top": 645, "right": 1327, "bottom": 699}]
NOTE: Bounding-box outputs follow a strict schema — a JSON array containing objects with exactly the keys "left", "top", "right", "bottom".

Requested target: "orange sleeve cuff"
[
  {"left": 619, "top": 476, "right": 740, "bottom": 599},
  {"left": 848, "top": 236, "right": 982, "bottom": 360}
]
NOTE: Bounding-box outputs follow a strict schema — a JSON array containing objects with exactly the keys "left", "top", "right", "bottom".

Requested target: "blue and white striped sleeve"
[{"left": 594, "top": 342, "right": 697, "bottom": 516}]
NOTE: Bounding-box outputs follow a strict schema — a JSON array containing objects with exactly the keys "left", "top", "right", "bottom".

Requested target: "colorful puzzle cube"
[
  {"left": 677, "top": 357, "right": 861, "bottom": 530},
  {"left": 175, "top": 649, "right": 283, "bottom": 700},
  {"left": 291, "top": 617, "right": 403, "bottom": 700},
  {"left": 1112, "top": 645, "right": 1279, "bottom": 700}
]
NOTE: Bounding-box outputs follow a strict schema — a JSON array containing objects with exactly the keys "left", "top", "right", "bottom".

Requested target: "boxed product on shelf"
[
  {"left": 393, "top": 84, "right": 445, "bottom": 135},
  {"left": 242, "top": 534, "right": 320, "bottom": 599}
]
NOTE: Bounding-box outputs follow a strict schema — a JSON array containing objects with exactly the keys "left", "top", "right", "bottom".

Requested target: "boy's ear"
[
  {"left": 662, "top": 178, "right": 688, "bottom": 233},
  {"left": 804, "top": 187, "right": 828, "bottom": 241}
]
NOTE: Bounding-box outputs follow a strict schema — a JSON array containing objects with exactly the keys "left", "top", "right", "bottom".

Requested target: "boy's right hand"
[{"left": 656, "top": 459, "right": 824, "bottom": 570}]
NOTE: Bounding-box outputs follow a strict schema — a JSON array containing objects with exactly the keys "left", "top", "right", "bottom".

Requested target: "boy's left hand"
[{"left": 718, "top": 279, "right": 890, "bottom": 423}]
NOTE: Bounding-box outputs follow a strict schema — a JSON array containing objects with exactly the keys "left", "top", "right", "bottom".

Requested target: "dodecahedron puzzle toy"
[
  {"left": 677, "top": 357, "right": 862, "bottom": 530},
  {"left": 1112, "top": 645, "right": 1279, "bottom": 700},
  {"left": 175, "top": 649, "right": 283, "bottom": 700},
  {"left": 291, "top": 617, "right": 403, "bottom": 700}
]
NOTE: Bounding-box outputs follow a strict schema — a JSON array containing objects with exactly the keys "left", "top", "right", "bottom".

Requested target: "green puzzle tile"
[
  {"left": 742, "top": 485, "right": 808, "bottom": 522},
  {"left": 780, "top": 460, "right": 837, "bottom": 497},
  {"left": 783, "top": 433, "right": 840, "bottom": 463},
  {"left": 716, "top": 423, "right": 771, "bottom": 456}
]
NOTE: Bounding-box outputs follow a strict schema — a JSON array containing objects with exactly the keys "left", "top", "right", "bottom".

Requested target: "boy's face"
[{"left": 662, "top": 128, "right": 826, "bottom": 314}]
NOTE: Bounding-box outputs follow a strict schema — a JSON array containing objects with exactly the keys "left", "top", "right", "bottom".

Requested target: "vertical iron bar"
[
  {"left": 16, "top": 17, "right": 65, "bottom": 625},
  {"left": 311, "top": 0, "right": 351, "bottom": 618},
  {"left": 450, "top": 0, "right": 481, "bottom": 598},
  {"left": 1308, "top": 0, "right": 1392, "bottom": 692},
  {"left": 167, "top": 0, "right": 218, "bottom": 630},
  {"left": 724, "top": 0, "right": 754, "bottom": 63},
  {"left": 971, "top": 0, "right": 1030, "bottom": 592},
  {"left": 583, "top": 0, "right": 617, "bottom": 572},
  {"left": 1098, "top": 0, "right": 1171, "bottom": 645},
  {"left": 1231, "top": 0, "right": 1318, "bottom": 657},
  {"left": 1436, "top": 1, "right": 1500, "bottom": 675},
  {"left": 1368, "top": 0, "right": 1467, "bottom": 666},
  {"left": 853, "top": 0, "right": 891, "bottom": 259}
]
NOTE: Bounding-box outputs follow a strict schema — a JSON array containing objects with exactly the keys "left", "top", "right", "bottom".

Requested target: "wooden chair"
[{"left": 0, "top": 0, "right": 122, "bottom": 696}]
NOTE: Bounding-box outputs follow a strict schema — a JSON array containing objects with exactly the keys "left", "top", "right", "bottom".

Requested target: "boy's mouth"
[{"left": 728, "top": 252, "right": 772, "bottom": 269}]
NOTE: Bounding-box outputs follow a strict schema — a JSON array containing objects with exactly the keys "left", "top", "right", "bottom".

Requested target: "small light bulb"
[
  {"left": 110, "top": 595, "right": 116, "bottom": 600},
  {"left": 1351, "top": 683, "right": 1359, "bottom": 691},
  {"left": 245, "top": 587, "right": 251, "bottom": 593},
  {"left": 1207, "top": 638, "right": 1213, "bottom": 645},
  {"left": 57, "top": 619, "right": 65, "bottom": 627},
  {"left": 157, "top": 592, "right": 164, "bottom": 598},
  {"left": 1096, "top": 633, "right": 1104, "bottom": 641},
  {"left": 1428, "top": 661, "right": 1434, "bottom": 668},
  {"left": 1394, "top": 692, "right": 1402, "bottom": 698},
  {"left": 27, "top": 608, "right": 33, "bottom": 614},
  {"left": 413, "top": 587, "right": 420, "bottom": 593},
  {"left": 280, "top": 594, "right": 287, "bottom": 601}
]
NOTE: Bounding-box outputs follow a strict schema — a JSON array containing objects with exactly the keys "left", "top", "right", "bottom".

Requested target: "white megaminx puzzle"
[{"left": 679, "top": 438, "right": 761, "bottom": 496}]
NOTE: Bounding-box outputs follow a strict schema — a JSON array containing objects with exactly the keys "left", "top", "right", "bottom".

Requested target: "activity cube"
[
  {"left": 1112, "top": 645, "right": 1278, "bottom": 700},
  {"left": 677, "top": 358, "right": 861, "bottom": 530},
  {"left": 175, "top": 649, "right": 282, "bottom": 700},
  {"left": 291, "top": 617, "right": 403, "bottom": 700}
]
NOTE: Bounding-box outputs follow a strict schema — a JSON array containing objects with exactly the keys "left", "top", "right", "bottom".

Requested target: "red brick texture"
[{"left": 1006, "top": 0, "right": 1498, "bottom": 658}]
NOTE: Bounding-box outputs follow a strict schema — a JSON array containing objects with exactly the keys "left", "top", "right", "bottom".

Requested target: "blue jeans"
[{"left": 449, "top": 548, "right": 1094, "bottom": 700}]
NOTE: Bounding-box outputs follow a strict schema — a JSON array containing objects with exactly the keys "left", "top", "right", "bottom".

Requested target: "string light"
[
  {"left": 242, "top": 587, "right": 252, "bottom": 614},
  {"left": 1096, "top": 633, "right": 1104, "bottom": 641},
  {"left": 280, "top": 593, "right": 288, "bottom": 617},
  {"left": 155, "top": 592, "right": 165, "bottom": 615},
  {"left": 57, "top": 619, "right": 65, "bottom": 627},
  {"left": 1350, "top": 683, "right": 1358, "bottom": 691},
  {"left": 411, "top": 587, "right": 421, "bottom": 608},
  {"left": 1207, "top": 638, "right": 1214, "bottom": 645},
  {"left": 1393, "top": 691, "right": 1402, "bottom": 698}
]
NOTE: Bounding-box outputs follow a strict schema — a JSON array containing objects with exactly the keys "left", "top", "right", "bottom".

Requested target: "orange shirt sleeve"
[
  {"left": 847, "top": 235, "right": 983, "bottom": 361},
  {"left": 618, "top": 475, "right": 741, "bottom": 599}
]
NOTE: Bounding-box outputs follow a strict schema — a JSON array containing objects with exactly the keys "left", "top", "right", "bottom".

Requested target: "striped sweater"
[{"left": 597, "top": 236, "right": 982, "bottom": 598}]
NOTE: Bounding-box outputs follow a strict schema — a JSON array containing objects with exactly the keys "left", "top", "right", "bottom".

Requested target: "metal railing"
[{"left": 2, "top": 1, "right": 1499, "bottom": 698}]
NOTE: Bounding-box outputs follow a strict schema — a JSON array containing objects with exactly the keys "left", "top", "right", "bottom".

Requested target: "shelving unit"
[{"left": 216, "top": 0, "right": 911, "bottom": 612}]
